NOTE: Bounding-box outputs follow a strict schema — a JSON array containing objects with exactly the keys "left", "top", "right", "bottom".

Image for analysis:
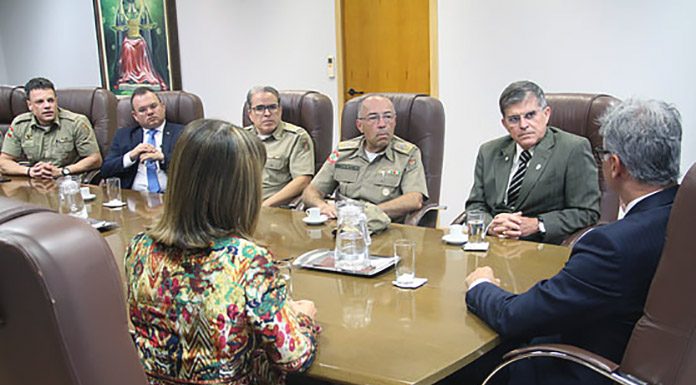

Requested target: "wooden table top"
[{"left": 0, "top": 177, "right": 571, "bottom": 385}]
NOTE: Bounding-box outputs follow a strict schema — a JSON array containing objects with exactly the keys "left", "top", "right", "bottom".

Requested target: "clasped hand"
[
  {"left": 488, "top": 211, "right": 539, "bottom": 239},
  {"left": 129, "top": 143, "right": 164, "bottom": 163}
]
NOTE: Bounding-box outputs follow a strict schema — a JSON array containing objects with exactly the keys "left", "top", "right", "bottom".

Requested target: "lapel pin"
[
  {"left": 505, "top": 156, "right": 510, "bottom": 161},
  {"left": 535, "top": 164, "right": 542, "bottom": 170}
]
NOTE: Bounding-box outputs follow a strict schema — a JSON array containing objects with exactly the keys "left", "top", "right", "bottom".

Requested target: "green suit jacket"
[{"left": 465, "top": 126, "right": 600, "bottom": 244}]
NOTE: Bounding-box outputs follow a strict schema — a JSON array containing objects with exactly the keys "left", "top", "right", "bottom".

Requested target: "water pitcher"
[{"left": 335, "top": 200, "right": 371, "bottom": 270}]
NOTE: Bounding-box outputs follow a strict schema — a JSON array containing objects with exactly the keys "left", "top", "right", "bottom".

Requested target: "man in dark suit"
[
  {"left": 465, "top": 81, "right": 600, "bottom": 244},
  {"left": 101, "top": 87, "right": 183, "bottom": 191},
  {"left": 465, "top": 98, "right": 682, "bottom": 385}
]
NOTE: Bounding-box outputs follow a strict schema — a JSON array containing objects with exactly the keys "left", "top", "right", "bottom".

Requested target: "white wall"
[
  {"left": 438, "top": 0, "right": 696, "bottom": 224},
  {"left": 0, "top": 34, "right": 7, "bottom": 82},
  {"left": 0, "top": 0, "right": 100, "bottom": 86},
  {"left": 1, "top": 0, "right": 694, "bottom": 227},
  {"left": 176, "top": 0, "right": 339, "bottom": 126}
]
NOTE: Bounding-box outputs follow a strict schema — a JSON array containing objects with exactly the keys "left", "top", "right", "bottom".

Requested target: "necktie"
[
  {"left": 507, "top": 150, "right": 531, "bottom": 206},
  {"left": 145, "top": 129, "right": 161, "bottom": 193}
]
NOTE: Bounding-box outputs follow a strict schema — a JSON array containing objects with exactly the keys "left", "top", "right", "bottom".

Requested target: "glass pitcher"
[{"left": 334, "top": 200, "right": 371, "bottom": 270}]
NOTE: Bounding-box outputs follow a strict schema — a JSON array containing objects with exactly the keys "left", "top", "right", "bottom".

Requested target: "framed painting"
[{"left": 93, "top": 0, "right": 182, "bottom": 96}]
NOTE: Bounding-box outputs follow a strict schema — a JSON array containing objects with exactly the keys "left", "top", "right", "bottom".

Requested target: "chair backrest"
[
  {"left": 619, "top": 163, "right": 696, "bottom": 385},
  {"left": 546, "top": 93, "right": 620, "bottom": 222},
  {"left": 117, "top": 90, "right": 204, "bottom": 129},
  {"left": 340, "top": 93, "right": 445, "bottom": 204},
  {"left": 242, "top": 90, "right": 334, "bottom": 173},
  {"left": 0, "top": 86, "right": 118, "bottom": 154},
  {"left": 0, "top": 197, "right": 148, "bottom": 385}
]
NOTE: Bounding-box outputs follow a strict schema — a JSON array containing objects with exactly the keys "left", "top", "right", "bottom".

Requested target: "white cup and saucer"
[
  {"left": 80, "top": 186, "right": 96, "bottom": 201},
  {"left": 442, "top": 224, "right": 468, "bottom": 245},
  {"left": 302, "top": 207, "right": 328, "bottom": 225}
]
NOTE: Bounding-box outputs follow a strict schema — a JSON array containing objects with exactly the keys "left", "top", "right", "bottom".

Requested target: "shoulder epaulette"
[
  {"left": 337, "top": 137, "right": 361, "bottom": 151},
  {"left": 392, "top": 137, "right": 416, "bottom": 154}
]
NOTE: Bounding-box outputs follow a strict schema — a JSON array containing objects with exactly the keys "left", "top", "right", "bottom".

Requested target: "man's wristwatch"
[
  {"left": 61, "top": 167, "right": 71, "bottom": 176},
  {"left": 537, "top": 216, "right": 546, "bottom": 235}
]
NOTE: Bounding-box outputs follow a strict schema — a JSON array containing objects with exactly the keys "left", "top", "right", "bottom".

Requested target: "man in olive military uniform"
[
  {"left": 303, "top": 95, "right": 428, "bottom": 221},
  {"left": 0, "top": 77, "right": 102, "bottom": 179},
  {"left": 244, "top": 86, "right": 315, "bottom": 207}
]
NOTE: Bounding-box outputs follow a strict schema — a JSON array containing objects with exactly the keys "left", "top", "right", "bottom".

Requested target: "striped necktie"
[
  {"left": 507, "top": 150, "right": 531, "bottom": 206},
  {"left": 145, "top": 129, "right": 161, "bottom": 193}
]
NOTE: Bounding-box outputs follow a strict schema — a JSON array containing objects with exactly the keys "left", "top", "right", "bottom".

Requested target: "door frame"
[{"left": 334, "top": 0, "right": 439, "bottom": 116}]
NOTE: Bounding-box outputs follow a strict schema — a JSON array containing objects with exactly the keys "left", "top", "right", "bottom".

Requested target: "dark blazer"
[
  {"left": 466, "top": 185, "right": 678, "bottom": 385},
  {"left": 466, "top": 127, "right": 600, "bottom": 244},
  {"left": 101, "top": 122, "right": 184, "bottom": 189}
]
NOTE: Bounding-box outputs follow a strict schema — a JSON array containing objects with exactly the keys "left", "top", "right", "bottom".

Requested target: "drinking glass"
[
  {"left": 58, "top": 177, "right": 87, "bottom": 218},
  {"left": 105, "top": 177, "right": 122, "bottom": 203},
  {"left": 467, "top": 210, "right": 486, "bottom": 244},
  {"left": 394, "top": 239, "right": 416, "bottom": 284}
]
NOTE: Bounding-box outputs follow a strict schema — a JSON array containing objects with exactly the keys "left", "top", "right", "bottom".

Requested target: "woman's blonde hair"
[{"left": 148, "top": 119, "right": 266, "bottom": 249}]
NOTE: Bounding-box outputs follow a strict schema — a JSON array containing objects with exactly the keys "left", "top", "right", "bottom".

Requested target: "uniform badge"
[
  {"left": 327, "top": 149, "right": 340, "bottom": 165},
  {"left": 382, "top": 188, "right": 390, "bottom": 196},
  {"left": 7, "top": 126, "right": 12, "bottom": 138}
]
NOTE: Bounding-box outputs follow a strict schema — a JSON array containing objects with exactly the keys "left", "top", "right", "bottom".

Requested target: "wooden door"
[{"left": 340, "top": 0, "right": 432, "bottom": 102}]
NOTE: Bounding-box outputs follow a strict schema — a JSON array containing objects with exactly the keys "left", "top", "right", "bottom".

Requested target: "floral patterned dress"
[{"left": 124, "top": 233, "right": 318, "bottom": 385}]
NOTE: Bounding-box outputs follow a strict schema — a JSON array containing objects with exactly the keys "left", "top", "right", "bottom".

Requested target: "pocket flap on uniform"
[
  {"left": 375, "top": 172, "right": 401, "bottom": 187},
  {"left": 266, "top": 157, "right": 285, "bottom": 170},
  {"left": 335, "top": 164, "right": 359, "bottom": 182}
]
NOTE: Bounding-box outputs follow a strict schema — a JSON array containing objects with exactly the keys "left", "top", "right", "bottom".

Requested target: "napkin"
[
  {"left": 392, "top": 277, "right": 428, "bottom": 289},
  {"left": 463, "top": 242, "right": 489, "bottom": 252}
]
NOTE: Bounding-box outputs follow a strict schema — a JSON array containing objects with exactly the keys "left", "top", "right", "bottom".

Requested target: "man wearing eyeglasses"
[
  {"left": 465, "top": 80, "right": 600, "bottom": 244},
  {"left": 243, "top": 86, "right": 315, "bottom": 207},
  {"left": 303, "top": 95, "right": 428, "bottom": 221},
  {"left": 101, "top": 87, "right": 183, "bottom": 192}
]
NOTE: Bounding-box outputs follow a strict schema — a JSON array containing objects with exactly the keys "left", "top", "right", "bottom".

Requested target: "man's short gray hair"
[
  {"left": 246, "top": 86, "right": 280, "bottom": 106},
  {"left": 499, "top": 80, "right": 548, "bottom": 115},
  {"left": 599, "top": 98, "right": 682, "bottom": 186}
]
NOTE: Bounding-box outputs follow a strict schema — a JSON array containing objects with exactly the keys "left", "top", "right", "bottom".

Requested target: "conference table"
[{"left": 0, "top": 177, "right": 572, "bottom": 385}]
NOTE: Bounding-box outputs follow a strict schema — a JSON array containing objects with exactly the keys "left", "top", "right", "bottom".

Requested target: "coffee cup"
[
  {"left": 449, "top": 224, "right": 465, "bottom": 239},
  {"left": 305, "top": 207, "right": 322, "bottom": 220}
]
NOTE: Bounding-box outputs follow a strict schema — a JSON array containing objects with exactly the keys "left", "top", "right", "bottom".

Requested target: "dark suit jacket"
[
  {"left": 466, "top": 127, "right": 600, "bottom": 244},
  {"left": 466, "top": 185, "right": 678, "bottom": 385},
  {"left": 101, "top": 122, "right": 184, "bottom": 189}
]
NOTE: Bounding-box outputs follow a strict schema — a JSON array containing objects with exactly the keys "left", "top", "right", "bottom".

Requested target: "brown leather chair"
[
  {"left": 482, "top": 162, "right": 696, "bottom": 385},
  {"left": 546, "top": 93, "right": 621, "bottom": 225},
  {"left": 242, "top": 90, "right": 334, "bottom": 174},
  {"left": 0, "top": 86, "right": 118, "bottom": 154},
  {"left": 0, "top": 196, "right": 148, "bottom": 385},
  {"left": 117, "top": 90, "right": 204, "bottom": 129},
  {"left": 340, "top": 93, "right": 446, "bottom": 227},
  {"left": 0, "top": 85, "right": 28, "bottom": 139}
]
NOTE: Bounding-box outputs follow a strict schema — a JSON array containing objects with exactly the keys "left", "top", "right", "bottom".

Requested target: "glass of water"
[
  {"left": 467, "top": 210, "right": 486, "bottom": 244},
  {"left": 58, "top": 177, "right": 87, "bottom": 219},
  {"left": 394, "top": 239, "right": 416, "bottom": 284},
  {"left": 105, "top": 177, "right": 122, "bottom": 204}
]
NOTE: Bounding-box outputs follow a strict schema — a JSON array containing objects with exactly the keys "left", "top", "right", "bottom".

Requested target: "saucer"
[
  {"left": 82, "top": 193, "right": 96, "bottom": 201},
  {"left": 103, "top": 200, "right": 126, "bottom": 208},
  {"left": 303, "top": 215, "right": 328, "bottom": 225},
  {"left": 442, "top": 233, "right": 468, "bottom": 245}
]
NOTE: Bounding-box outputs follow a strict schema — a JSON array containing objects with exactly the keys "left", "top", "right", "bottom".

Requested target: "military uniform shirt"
[
  {"left": 245, "top": 121, "right": 315, "bottom": 200},
  {"left": 311, "top": 135, "right": 429, "bottom": 204},
  {"left": 2, "top": 108, "right": 100, "bottom": 167}
]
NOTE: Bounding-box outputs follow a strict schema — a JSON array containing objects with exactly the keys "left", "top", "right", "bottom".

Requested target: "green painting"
[{"left": 93, "top": 0, "right": 181, "bottom": 96}]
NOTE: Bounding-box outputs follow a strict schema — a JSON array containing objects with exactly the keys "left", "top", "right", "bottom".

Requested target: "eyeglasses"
[
  {"left": 594, "top": 146, "right": 613, "bottom": 161},
  {"left": 250, "top": 103, "right": 279, "bottom": 114},
  {"left": 505, "top": 109, "right": 541, "bottom": 126},
  {"left": 358, "top": 112, "right": 395, "bottom": 124}
]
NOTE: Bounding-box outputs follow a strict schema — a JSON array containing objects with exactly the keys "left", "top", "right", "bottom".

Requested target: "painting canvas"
[{"left": 93, "top": 0, "right": 181, "bottom": 96}]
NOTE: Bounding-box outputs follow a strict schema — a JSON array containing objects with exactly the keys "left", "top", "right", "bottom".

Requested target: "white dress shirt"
[{"left": 122, "top": 121, "right": 168, "bottom": 192}]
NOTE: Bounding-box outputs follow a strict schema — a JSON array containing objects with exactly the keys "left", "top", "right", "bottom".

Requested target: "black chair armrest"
[{"left": 482, "top": 343, "right": 645, "bottom": 385}]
